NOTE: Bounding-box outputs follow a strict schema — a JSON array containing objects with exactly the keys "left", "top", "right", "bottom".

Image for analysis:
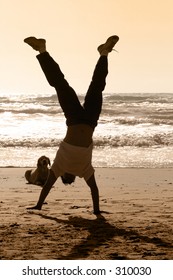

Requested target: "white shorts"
[{"left": 51, "top": 141, "right": 94, "bottom": 181}]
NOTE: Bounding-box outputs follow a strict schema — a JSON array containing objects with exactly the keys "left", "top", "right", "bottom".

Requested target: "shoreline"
[
  {"left": 0, "top": 167, "right": 173, "bottom": 260},
  {"left": 1, "top": 165, "right": 173, "bottom": 168}
]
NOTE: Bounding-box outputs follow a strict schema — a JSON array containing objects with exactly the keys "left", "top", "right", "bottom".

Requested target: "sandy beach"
[{"left": 0, "top": 167, "right": 173, "bottom": 260}]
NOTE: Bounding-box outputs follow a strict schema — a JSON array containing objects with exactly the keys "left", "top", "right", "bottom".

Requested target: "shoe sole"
[
  {"left": 98, "top": 35, "right": 119, "bottom": 53},
  {"left": 24, "top": 37, "right": 46, "bottom": 50}
]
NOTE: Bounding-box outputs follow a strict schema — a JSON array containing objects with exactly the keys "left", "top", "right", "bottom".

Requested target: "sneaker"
[
  {"left": 24, "top": 36, "right": 46, "bottom": 51},
  {"left": 97, "top": 35, "right": 119, "bottom": 54}
]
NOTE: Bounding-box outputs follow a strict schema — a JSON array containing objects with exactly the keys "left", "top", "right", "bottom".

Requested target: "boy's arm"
[
  {"left": 85, "top": 173, "right": 100, "bottom": 215},
  {"left": 27, "top": 169, "right": 57, "bottom": 210}
]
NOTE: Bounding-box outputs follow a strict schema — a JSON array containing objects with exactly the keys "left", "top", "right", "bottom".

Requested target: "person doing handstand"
[{"left": 24, "top": 35, "right": 119, "bottom": 214}]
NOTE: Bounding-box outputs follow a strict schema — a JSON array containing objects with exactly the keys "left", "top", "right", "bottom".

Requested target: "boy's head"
[{"left": 61, "top": 173, "right": 76, "bottom": 185}]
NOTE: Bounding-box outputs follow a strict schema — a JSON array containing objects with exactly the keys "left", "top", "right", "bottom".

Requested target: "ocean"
[{"left": 0, "top": 92, "right": 173, "bottom": 168}]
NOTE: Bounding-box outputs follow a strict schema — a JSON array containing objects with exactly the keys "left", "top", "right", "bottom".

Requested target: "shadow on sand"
[{"left": 30, "top": 212, "right": 172, "bottom": 260}]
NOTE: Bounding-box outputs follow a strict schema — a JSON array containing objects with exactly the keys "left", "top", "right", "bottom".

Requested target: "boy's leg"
[
  {"left": 83, "top": 35, "right": 119, "bottom": 128},
  {"left": 24, "top": 37, "right": 84, "bottom": 124},
  {"left": 83, "top": 56, "right": 108, "bottom": 128},
  {"left": 36, "top": 52, "right": 84, "bottom": 123}
]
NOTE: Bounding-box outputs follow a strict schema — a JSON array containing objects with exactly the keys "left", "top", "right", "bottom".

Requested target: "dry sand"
[{"left": 0, "top": 167, "right": 173, "bottom": 260}]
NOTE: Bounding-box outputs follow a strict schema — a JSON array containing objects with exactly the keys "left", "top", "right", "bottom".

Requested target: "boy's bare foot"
[{"left": 24, "top": 36, "right": 46, "bottom": 53}]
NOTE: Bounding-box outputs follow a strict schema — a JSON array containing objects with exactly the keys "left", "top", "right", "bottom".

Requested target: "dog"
[{"left": 25, "top": 156, "right": 51, "bottom": 187}]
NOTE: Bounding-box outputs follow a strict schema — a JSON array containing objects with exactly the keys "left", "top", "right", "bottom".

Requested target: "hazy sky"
[{"left": 1, "top": 0, "right": 173, "bottom": 94}]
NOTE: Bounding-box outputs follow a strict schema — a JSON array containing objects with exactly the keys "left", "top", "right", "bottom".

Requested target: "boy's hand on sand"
[{"left": 27, "top": 205, "right": 41, "bottom": 210}]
